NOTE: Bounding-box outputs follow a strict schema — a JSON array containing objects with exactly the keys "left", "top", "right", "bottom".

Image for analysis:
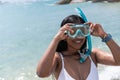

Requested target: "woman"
[{"left": 36, "top": 15, "right": 120, "bottom": 80}]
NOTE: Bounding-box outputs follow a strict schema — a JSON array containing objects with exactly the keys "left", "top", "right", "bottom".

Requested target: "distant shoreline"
[{"left": 56, "top": 0, "right": 120, "bottom": 4}]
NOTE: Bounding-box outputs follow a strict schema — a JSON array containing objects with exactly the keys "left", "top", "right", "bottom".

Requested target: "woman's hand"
[
  {"left": 54, "top": 23, "right": 73, "bottom": 41},
  {"left": 87, "top": 22, "right": 107, "bottom": 38}
]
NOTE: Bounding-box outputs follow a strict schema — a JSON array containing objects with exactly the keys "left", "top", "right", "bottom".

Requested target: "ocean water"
[{"left": 0, "top": 0, "right": 120, "bottom": 80}]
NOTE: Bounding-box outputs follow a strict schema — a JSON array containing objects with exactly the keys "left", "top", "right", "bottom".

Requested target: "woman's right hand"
[{"left": 54, "top": 23, "right": 73, "bottom": 41}]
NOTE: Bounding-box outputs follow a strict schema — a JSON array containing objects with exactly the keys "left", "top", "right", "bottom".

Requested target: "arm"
[
  {"left": 94, "top": 38, "right": 120, "bottom": 66},
  {"left": 89, "top": 23, "right": 120, "bottom": 66},
  {"left": 106, "top": 38, "right": 120, "bottom": 65},
  {"left": 36, "top": 38, "right": 60, "bottom": 77},
  {"left": 36, "top": 24, "right": 72, "bottom": 77}
]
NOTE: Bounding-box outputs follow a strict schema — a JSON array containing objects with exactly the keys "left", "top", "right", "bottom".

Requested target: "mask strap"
[{"left": 75, "top": 7, "right": 92, "bottom": 63}]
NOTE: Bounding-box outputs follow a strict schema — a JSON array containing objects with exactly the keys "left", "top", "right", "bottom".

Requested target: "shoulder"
[
  {"left": 54, "top": 52, "right": 63, "bottom": 70},
  {"left": 90, "top": 48, "right": 101, "bottom": 65},
  {"left": 55, "top": 52, "right": 62, "bottom": 63},
  {"left": 92, "top": 48, "right": 100, "bottom": 54},
  {"left": 92, "top": 48, "right": 103, "bottom": 57},
  {"left": 54, "top": 52, "right": 62, "bottom": 78},
  {"left": 92, "top": 48, "right": 109, "bottom": 58},
  {"left": 91, "top": 48, "right": 99, "bottom": 58}
]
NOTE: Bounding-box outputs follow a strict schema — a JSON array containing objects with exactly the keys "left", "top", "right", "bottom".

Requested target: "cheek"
[
  {"left": 67, "top": 38, "right": 73, "bottom": 43},
  {"left": 81, "top": 38, "right": 86, "bottom": 45}
]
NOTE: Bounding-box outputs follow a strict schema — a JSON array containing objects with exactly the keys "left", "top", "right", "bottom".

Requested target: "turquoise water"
[{"left": 0, "top": 1, "right": 120, "bottom": 80}]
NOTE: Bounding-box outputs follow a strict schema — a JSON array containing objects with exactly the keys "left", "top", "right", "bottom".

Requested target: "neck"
[
  {"left": 61, "top": 44, "right": 82, "bottom": 57},
  {"left": 62, "top": 51, "right": 78, "bottom": 56},
  {"left": 61, "top": 51, "right": 80, "bottom": 60}
]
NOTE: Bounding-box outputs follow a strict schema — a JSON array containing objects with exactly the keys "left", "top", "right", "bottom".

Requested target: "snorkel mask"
[
  {"left": 68, "top": 23, "right": 90, "bottom": 38},
  {"left": 70, "top": 7, "right": 92, "bottom": 63}
]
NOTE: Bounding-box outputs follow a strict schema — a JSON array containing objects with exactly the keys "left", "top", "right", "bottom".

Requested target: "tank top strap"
[
  {"left": 89, "top": 56, "right": 92, "bottom": 61},
  {"left": 59, "top": 53, "right": 64, "bottom": 67},
  {"left": 89, "top": 56, "right": 95, "bottom": 64}
]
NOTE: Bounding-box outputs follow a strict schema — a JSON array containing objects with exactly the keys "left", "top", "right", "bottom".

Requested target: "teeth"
[{"left": 76, "top": 41, "right": 81, "bottom": 43}]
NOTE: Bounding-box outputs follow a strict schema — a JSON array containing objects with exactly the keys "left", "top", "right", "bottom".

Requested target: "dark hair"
[{"left": 56, "top": 15, "right": 87, "bottom": 53}]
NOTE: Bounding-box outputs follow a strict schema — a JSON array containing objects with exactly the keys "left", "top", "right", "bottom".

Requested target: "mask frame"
[{"left": 67, "top": 24, "right": 90, "bottom": 38}]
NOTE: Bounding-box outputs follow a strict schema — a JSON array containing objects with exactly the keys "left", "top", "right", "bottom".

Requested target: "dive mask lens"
[
  {"left": 78, "top": 24, "right": 90, "bottom": 36},
  {"left": 68, "top": 24, "right": 90, "bottom": 38}
]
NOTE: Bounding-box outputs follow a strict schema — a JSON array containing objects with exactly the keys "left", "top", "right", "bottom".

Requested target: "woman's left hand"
[{"left": 87, "top": 22, "right": 107, "bottom": 38}]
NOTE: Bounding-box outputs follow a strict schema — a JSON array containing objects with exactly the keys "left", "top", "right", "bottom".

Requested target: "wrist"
[
  {"left": 100, "top": 32, "right": 107, "bottom": 38},
  {"left": 101, "top": 33, "right": 112, "bottom": 43},
  {"left": 53, "top": 36, "right": 61, "bottom": 42}
]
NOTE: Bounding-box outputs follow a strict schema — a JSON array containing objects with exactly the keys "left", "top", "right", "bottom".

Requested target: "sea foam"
[
  {"left": 0, "top": 0, "right": 39, "bottom": 4},
  {"left": 99, "top": 66, "right": 120, "bottom": 80}
]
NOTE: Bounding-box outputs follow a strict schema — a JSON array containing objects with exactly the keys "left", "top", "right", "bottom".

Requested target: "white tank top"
[{"left": 58, "top": 53, "right": 99, "bottom": 80}]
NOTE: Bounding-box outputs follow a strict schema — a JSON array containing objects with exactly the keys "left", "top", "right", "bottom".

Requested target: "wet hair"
[{"left": 56, "top": 15, "right": 87, "bottom": 53}]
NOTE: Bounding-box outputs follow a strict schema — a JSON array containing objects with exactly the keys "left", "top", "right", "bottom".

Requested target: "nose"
[
  {"left": 71, "top": 29, "right": 84, "bottom": 38},
  {"left": 76, "top": 30, "right": 84, "bottom": 37}
]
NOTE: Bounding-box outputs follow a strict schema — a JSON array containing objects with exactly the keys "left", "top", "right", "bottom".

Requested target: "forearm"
[
  {"left": 37, "top": 23, "right": 69, "bottom": 77},
  {"left": 37, "top": 38, "right": 60, "bottom": 77},
  {"left": 89, "top": 23, "right": 120, "bottom": 65},
  {"left": 106, "top": 39, "right": 120, "bottom": 65}
]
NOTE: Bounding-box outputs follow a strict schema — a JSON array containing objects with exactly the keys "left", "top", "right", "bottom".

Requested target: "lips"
[{"left": 73, "top": 38, "right": 83, "bottom": 44}]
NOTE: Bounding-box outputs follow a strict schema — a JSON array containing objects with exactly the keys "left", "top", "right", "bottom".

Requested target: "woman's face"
[
  {"left": 65, "top": 19, "right": 86, "bottom": 51},
  {"left": 66, "top": 36, "right": 86, "bottom": 50}
]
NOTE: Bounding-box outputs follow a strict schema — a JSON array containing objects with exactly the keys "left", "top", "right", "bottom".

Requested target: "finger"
[
  {"left": 89, "top": 23, "right": 95, "bottom": 33},
  {"left": 85, "top": 22, "right": 93, "bottom": 26},
  {"left": 60, "top": 25, "right": 69, "bottom": 31},
  {"left": 66, "top": 22, "right": 76, "bottom": 26},
  {"left": 86, "top": 22, "right": 95, "bottom": 31},
  {"left": 63, "top": 24, "right": 74, "bottom": 32},
  {"left": 63, "top": 23, "right": 74, "bottom": 28},
  {"left": 60, "top": 26, "right": 72, "bottom": 32}
]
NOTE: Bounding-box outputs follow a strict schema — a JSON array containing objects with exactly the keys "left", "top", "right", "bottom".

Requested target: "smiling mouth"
[
  {"left": 75, "top": 40, "right": 81, "bottom": 43},
  {"left": 74, "top": 39, "right": 84, "bottom": 44}
]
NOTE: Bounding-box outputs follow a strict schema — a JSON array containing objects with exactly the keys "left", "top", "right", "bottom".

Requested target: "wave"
[
  {"left": 0, "top": 0, "right": 55, "bottom": 4},
  {"left": 0, "top": 0, "right": 38, "bottom": 4},
  {"left": 99, "top": 66, "right": 120, "bottom": 80}
]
